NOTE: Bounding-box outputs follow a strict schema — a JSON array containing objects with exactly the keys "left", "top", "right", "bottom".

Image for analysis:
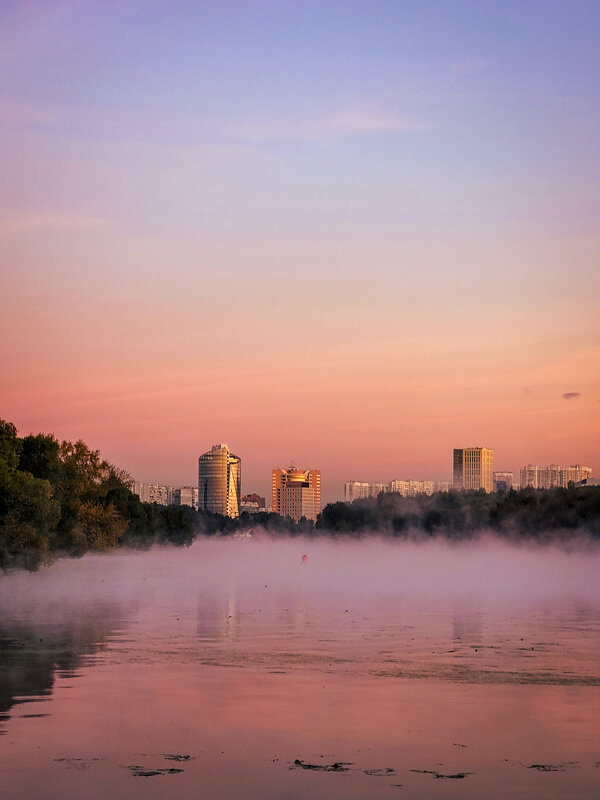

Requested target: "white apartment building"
[{"left": 519, "top": 464, "right": 592, "bottom": 489}]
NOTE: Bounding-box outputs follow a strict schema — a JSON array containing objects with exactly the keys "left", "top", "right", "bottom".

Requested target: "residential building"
[
  {"left": 390, "top": 479, "right": 450, "bottom": 497},
  {"left": 240, "top": 493, "right": 269, "bottom": 514},
  {"left": 520, "top": 464, "right": 538, "bottom": 489},
  {"left": 170, "top": 486, "right": 199, "bottom": 509},
  {"left": 538, "top": 465, "right": 563, "bottom": 489},
  {"left": 453, "top": 447, "right": 494, "bottom": 492},
  {"left": 198, "top": 443, "right": 241, "bottom": 517},
  {"left": 345, "top": 481, "right": 389, "bottom": 501},
  {"left": 493, "top": 472, "right": 514, "bottom": 492},
  {"left": 273, "top": 467, "right": 321, "bottom": 522},
  {"left": 130, "top": 482, "right": 171, "bottom": 505},
  {"left": 565, "top": 464, "right": 593, "bottom": 485},
  {"left": 520, "top": 464, "right": 593, "bottom": 490}
]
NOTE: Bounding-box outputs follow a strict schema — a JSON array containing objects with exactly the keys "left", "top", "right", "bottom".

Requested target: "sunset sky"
[{"left": 2, "top": 0, "right": 599, "bottom": 502}]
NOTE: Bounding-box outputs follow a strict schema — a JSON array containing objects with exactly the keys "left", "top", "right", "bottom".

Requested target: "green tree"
[
  {"left": 0, "top": 419, "right": 19, "bottom": 469},
  {"left": 76, "top": 501, "right": 128, "bottom": 550},
  {"left": 0, "top": 459, "right": 60, "bottom": 570},
  {"left": 19, "top": 433, "right": 60, "bottom": 481}
]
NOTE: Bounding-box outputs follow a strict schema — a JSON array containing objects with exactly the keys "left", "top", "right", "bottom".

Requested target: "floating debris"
[
  {"left": 128, "top": 765, "right": 184, "bottom": 777},
  {"left": 291, "top": 759, "right": 351, "bottom": 772},
  {"left": 524, "top": 762, "right": 578, "bottom": 772},
  {"left": 163, "top": 754, "right": 194, "bottom": 762},
  {"left": 364, "top": 767, "right": 395, "bottom": 776},
  {"left": 526, "top": 764, "right": 562, "bottom": 772},
  {"left": 410, "top": 769, "right": 473, "bottom": 779}
]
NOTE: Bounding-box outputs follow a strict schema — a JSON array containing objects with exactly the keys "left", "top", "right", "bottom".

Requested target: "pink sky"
[{"left": 1, "top": 2, "right": 599, "bottom": 503}]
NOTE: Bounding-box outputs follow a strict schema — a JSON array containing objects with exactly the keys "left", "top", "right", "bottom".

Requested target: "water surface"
[{"left": 1, "top": 537, "right": 599, "bottom": 799}]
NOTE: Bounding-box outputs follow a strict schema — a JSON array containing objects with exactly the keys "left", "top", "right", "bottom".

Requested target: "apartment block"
[
  {"left": 493, "top": 472, "right": 514, "bottom": 492},
  {"left": 453, "top": 447, "right": 494, "bottom": 492}
]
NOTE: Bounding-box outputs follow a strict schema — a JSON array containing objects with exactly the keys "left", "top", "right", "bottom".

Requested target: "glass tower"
[{"left": 198, "top": 443, "right": 241, "bottom": 517}]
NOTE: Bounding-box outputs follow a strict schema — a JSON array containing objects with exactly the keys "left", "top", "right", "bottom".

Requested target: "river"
[{"left": 1, "top": 537, "right": 599, "bottom": 799}]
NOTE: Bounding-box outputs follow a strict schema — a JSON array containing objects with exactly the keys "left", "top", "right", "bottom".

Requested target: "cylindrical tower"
[{"left": 198, "top": 443, "right": 241, "bottom": 517}]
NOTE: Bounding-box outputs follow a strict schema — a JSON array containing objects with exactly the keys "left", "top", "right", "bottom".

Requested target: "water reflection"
[
  {"left": 0, "top": 603, "right": 129, "bottom": 733},
  {"left": 197, "top": 590, "right": 239, "bottom": 644},
  {"left": 0, "top": 540, "right": 599, "bottom": 800}
]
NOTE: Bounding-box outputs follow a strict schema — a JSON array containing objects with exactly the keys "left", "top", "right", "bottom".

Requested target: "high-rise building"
[
  {"left": 520, "top": 464, "right": 592, "bottom": 490},
  {"left": 170, "top": 486, "right": 199, "bottom": 509},
  {"left": 346, "top": 479, "right": 451, "bottom": 500},
  {"left": 130, "top": 481, "right": 171, "bottom": 505},
  {"left": 568, "top": 465, "right": 593, "bottom": 484},
  {"left": 344, "top": 481, "right": 389, "bottom": 501},
  {"left": 453, "top": 447, "right": 493, "bottom": 492},
  {"left": 198, "top": 443, "right": 241, "bottom": 517},
  {"left": 520, "top": 464, "right": 538, "bottom": 489},
  {"left": 538, "top": 464, "right": 563, "bottom": 489},
  {"left": 390, "top": 479, "right": 450, "bottom": 497},
  {"left": 493, "top": 472, "right": 514, "bottom": 492},
  {"left": 272, "top": 467, "right": 320, "bottom": 522}
]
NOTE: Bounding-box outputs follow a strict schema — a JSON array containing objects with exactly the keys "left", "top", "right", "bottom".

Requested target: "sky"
[{"left": 1, "top": 0, "right": 599, "bottom": 503}]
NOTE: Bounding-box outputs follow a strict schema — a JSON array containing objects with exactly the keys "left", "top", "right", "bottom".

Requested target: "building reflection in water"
[
  {"left": 196, "top": 587, "right": 239, "bottom": 644},
  {"left": 195, "top": 583, "right": 320, "bottom": 653}
]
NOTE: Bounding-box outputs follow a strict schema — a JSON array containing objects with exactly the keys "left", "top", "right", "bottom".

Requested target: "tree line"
[
  {"left": 1, "top": 417, "right": 599, "bottom": 571},
  {"left": 0, "top": 418, "right": 311, "bottom": 570},
  {"left": 317, "top": 484, "right": 600, "bottom": 541}
]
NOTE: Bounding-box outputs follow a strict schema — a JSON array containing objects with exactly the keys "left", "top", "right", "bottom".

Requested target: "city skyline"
[
  {"left": 1, "top": 1, "right": 599, "bottom": 506},
  {"left": 128, "top": 440, "right": 594, "bottom": 507}
]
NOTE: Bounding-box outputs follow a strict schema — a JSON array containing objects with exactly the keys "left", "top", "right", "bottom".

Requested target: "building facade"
[
  {"left": 453, "top": 447, "right": 494, "bottom": 492},
  {"left": 390, "top": 479, "right": 449, "bottom": 496},
  {"left": 130, "top": 481, "right": 171, "bottom": 505},
  {"left": 273, "top": 467, "right": 321, "bottom": 522},
  {"left": 170, "top": 486, "right": 199, "bottom": 509},
  {"left": 130, "top": 483, "right": 198, "bottom": 508},
  {"left": 520, "top": 464, "right": 538, "bottom": 489},
  {"left": 198, "top": 443, "right": 241, "bottom": 517},
  {"left": 344, "top": 481, "right": 389, "bottom": 501},
  {"left": 493, "top": 472, "right": 514, "bottom": 492},
  {"left": 240, "top": 493, "right": 269, "bottom": 514},
  {"left": 520, "top": 464, "right": 592, "bottom": 490},
  {"left": 345, "top": 479, "right": 451, "bottom": 500}
]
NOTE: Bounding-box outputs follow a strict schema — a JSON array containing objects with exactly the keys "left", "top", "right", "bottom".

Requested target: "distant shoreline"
[{"left": 2, "top": 417, "right": 599, "bottom": 572}]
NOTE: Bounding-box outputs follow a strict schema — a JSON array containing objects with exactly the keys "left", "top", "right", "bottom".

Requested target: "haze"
[{"left": 2, "top": 538, "right": 599, "bottom": 624}]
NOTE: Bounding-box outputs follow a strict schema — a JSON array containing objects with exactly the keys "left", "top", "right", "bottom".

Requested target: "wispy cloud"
[
  {"left": 325, "top": 109, "right": 432, "bottom": 136},
  {"left": 227, "top": 107, "right": 431, "bottom": 145},
  {"left": 0, "top": 213, "right": 109, "bottom": 237},
  {"left": 562, "top": 392, "right": 582, "bottom": 400}
]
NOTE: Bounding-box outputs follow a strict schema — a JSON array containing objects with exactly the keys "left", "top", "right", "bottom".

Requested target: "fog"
[
  {"left": 2, "top": 535, "right": 599, "bottom": 800},
  {"left": 1, "top": 535, "right": 599, "bottom": 625}
]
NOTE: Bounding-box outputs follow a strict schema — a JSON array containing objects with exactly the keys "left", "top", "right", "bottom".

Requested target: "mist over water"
[
  {"left": 1, "top": 538, "right": 599, "bottom": 800},
  {"left": 3, "top": 535, "right": 599, "bottom": 617}
]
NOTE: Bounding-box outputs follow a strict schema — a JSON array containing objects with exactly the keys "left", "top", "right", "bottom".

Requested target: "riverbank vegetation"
[{"left": 1, "top": 418, "right": 599, "bottom": 570}]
